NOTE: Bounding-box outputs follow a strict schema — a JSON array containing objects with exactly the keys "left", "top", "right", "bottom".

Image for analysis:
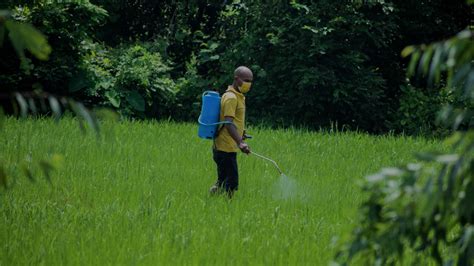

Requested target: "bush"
[
  {"left": 392, "top": 84, "right": 445, "bottom": 135},
  {"left": 75, "top": 42, "right": 176, "bottom": 118}
]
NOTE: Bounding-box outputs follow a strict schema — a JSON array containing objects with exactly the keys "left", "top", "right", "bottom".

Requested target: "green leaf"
[
  {"left": 209, "top": 42, "right": 219, "bottom": 50},
  {"left": 209, "top": 55, "right": 220, "bottom": 60},
  {"left": 459, "top": 225, "right": 474, "bottom": 252},
  {"left": 407, "top": 51, "right": 421, "bottom": 77},
  {"left": 48, "top": 96, "right": 62, "bottom": 121},
  {"left": 418, "top": 177, "right": 437, "bottom": 218},
  {"left": 435, "top": 154, "right": 459, "bottom": 164},
  {"left": 443, "top": 131, "right": 463, "bottom": 147},
  {"left": 127, "top": 91, "right": 145, "bottom": 112},
  {"left": 302, "top": 25, "right": 319, "bottom": 35},
  {"left": 14, "top": 93, "right": 27, "bottom": 117},
  {"left": 105, "top": 90, "right": 120, "bottom": 108},
  {"left": 401, "top": 45, "right": 415, "bottom": 58},
  {"left": 5, "top": 20, "right": 51, "bottom": 61},
  {"left": 290, "top": 1, "right": 310, "bottom": 14},
  {"left": 69, "top": 100, "right": 100, "bottom": 134},
  {"left": 420, "top": 46, "right": 434, "bottom": 75},
  {"left": 27, "top": 98, "right": 37, "bottom": 114},
  {"left": 428, "top": 47, "right": 442, "bottom": 84},
  {"left": 380, "top": 167, "right": 404, "bottom": 177}
]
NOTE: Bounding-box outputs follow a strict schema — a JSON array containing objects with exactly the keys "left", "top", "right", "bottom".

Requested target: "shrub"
[
  {"left": 392, "top": 84, "right": 445, "bottom": 135},
  {"left": 75, "top": 42, "right": 176, "bottom": 118}
]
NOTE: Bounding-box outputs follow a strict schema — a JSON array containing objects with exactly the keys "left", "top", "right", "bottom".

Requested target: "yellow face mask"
[{"left": 239, "top": 81, "right": 252, "bottom": 93}]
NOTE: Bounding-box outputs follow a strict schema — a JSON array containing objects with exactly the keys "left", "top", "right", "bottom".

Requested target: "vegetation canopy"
[{"left": 0, "top": 0, "right": 473, "bottom": 265}]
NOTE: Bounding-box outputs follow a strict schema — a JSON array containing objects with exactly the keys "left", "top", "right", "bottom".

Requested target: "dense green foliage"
[
  {"left": 392, "top": 84, "right": 450, "bottom": 135},
  {"left": 0, "top": 3, "right": 107, "bottom": 92},
  {"left": 0, "top": 118, "right": 445, "bottom": 264},
  {"left": 1, "top": 0, "right": 471, "bottom": 133},
  {"left": 335, "top": 29, "right": 474, "bottom": 265},
  {"left": 77, "top": 43, "right": 176, "bottom": 117}
]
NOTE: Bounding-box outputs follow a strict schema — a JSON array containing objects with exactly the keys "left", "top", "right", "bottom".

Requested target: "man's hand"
[{"left": 238, "top": 142, "right": 251, "bottom": 154}]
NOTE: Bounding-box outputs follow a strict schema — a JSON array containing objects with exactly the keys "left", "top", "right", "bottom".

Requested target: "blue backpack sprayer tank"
[
  {"left": 197, "top": 91, "right": 231, "bottom": 139},
  {"left": 197, "top": 90, "right": 284, "bottom": 175}
]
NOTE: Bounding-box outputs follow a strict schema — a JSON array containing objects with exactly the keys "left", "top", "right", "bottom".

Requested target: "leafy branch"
[{"left": 0, "top": 10, "right": 51, "bottom": 72}]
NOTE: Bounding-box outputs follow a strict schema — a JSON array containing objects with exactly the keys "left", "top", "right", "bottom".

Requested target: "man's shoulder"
[{"left": 222, "top": 91, "right": 238, "bottom": 100}]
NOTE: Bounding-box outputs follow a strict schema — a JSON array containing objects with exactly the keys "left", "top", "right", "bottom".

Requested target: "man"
[{"left": 209, "top": 66, "right": 253, "bottom": 197}]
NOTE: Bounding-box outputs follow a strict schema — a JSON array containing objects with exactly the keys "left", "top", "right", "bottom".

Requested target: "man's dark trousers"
[{"left": 213, "top": 149, "right": 238, "bottom": 192}]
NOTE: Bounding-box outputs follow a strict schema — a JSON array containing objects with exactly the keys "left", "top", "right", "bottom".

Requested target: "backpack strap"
[{"left": 214, "top": 89, "right": 238, "bottom": 137}]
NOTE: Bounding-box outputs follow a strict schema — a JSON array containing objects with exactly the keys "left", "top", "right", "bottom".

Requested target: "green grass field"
[{"left": 1, "top": 118, "right": 445, "bottom": 265}]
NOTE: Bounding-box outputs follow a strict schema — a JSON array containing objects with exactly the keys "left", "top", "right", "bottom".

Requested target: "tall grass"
[{"left": 0, "top": 118, "right": 445, "bottom": 265}]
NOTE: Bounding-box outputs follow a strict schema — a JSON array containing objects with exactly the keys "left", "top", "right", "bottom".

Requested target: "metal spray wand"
[{"left": 250, "top": 151, "right": 283, "bottom": 175}]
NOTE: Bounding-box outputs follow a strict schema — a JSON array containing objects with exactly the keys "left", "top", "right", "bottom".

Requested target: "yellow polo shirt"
[{"left": 214, "top": 86, "right": 246, "bottom": 152}]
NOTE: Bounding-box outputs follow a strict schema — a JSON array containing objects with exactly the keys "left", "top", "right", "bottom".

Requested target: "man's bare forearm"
[
  {"left": 223, "top": 116, "right": 250, "bottom": 154},
  {"left": 225, "top": 123, "right": 243, "bottom": 145}
]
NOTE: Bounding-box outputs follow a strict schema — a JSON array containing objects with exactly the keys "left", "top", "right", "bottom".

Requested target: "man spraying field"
[{"left": 209, "top": 66, "right": 253, "bottom": 197}]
